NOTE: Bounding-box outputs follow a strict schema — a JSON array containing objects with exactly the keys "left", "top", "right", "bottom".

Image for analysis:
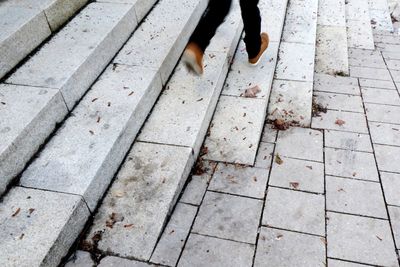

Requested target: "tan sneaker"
[
  {"left": 249, "top": 33, "right": 269, "bottom": 66},
  {"left": 183, "top": 42, "right": 204, "bottom": 75}
]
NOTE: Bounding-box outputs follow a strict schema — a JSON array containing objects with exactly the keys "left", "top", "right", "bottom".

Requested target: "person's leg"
[
  {"left": 239, "top": 0, "right": 262, "bottom": 59},
  {"left": 189, "top": 0, "right": 232, "bottom": 52}
]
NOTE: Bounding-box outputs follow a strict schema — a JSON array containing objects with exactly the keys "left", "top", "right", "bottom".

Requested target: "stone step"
[
  {"left": 315, "top": 0, "right": 349, "bottom": 75},
  {"left": 0, "top": 0, "right": 155, "bottom": 197},
  {"left": 368, "top": 0, "right": 394, "bottom": 31},
  {"left": 81, "top": 2, "right": 242, "bottom": 261},
  {"left": 267, "top": 0, "right": 319, "bottom": 127},
  {"left": 202, "top": 0, "right": 288, "bottom": 165},
  {"left": 345, "top": 0, "right": 375, "bottom": 49},
  {"left": 0, "top": 0, "right": 89, "bottom": 79},
  {"left": 0, "top": 0, "right": 207, "bottom": 265}
]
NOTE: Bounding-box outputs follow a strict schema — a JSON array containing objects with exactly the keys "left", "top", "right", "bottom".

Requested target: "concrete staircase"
[{"left": 1, "top": 0, "right": 398, "bottom": 265}]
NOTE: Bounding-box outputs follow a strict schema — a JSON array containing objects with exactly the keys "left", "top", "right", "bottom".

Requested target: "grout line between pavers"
[
  {"left": 327, "top": 210, "right": 388, "bottom": 221},
  {"left": 260, "top": 225, "right": 325, "bottom": 238},
  {"left": 328, "top": 257, "right": 386, "bottom": 267},
  {"left": 267, "top": 185, "right": 324, "bottom": 196},
  {"left": 190, "top": 232, "right": 256, "bottom": 247}
]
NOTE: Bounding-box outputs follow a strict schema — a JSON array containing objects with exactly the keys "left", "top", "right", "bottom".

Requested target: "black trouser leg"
[
  {"left": 240, "top": 0, "right": 261, "bottom": 58},
  {"left": 189, "top": 0, "right": 232, "bottom": 52}
]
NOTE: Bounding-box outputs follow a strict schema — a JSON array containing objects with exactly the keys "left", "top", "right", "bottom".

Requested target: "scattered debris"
[
  {"left": 289, "top": 182, "right": 299, "bottom": 189},
  {"left": 335, "top": 119, "right": 346, "bottom": 126},
  {"left": 244, "top": 85, "right": 261, "bottom": 98},
  {"left": 124, "top": 224, "right": 134, "bottom": 229},
  {"left": 91, "top": 98, "right": 98, "bottom": 102},
  {"left": 12, "top": 208, "right": 21, "bottom": 217},
  {"left": 312, "top": 99, "right": 327, "bottom": 117},
  {"left": 275, "top": 154, "right": 284, "bottom": 165},
  {"left": 272, "top": 119, "right": 290, "bottom": 130},
  {"left": 376, "top": 235, "right": 383, "bottom": 241}
]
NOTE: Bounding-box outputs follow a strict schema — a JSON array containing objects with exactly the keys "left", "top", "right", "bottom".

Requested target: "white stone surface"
[
  {"left": 379, "top": 172, "right": 400, "bottom": 206},
  {"left": 325, "top": 130, "right": 373, "bottom": 152},
  {"left": 65, "top": 251, "right": 94, "bottom": 267},
  {"left": 20, "top": 65, "right": 162, "bottom": 211},
  {"left": 362, "top": 87, "right": 400, "bottom": 105},
  {"left": 260, "top": 0, "right": 289, "bottom": 42},
  {"left": 365, "top": 102, "right": 400, "bottom": 124},
  {"left": 0, "top": 84, "right": 67, "bottom": 196},
  {"left": 0, "top": 187, "right": 90, "bottom": 267},
  {"left": 318, "top": 0, "right": 346, "bottom": 27},
  {"left": 268, "top": 80, "right": 313, "bottom": 126},
  {"left": 369, "top": 0, "right": 394, "bottom": 31},
  {"left": 312, "top": 110, "right": 369, "bottom": 133},
  {"left": 374, "top": 144, "right": 400, "bottom": 173},
  {"left": 0, "top": 5, "right": 51, "bottom": 79},
  {"left": 254, "top": 142, "right": 275, "bottom": 169},
  {"left": 151, "top": 203, "right": 197, "bottom": 266},
  {"left": 7, "top": 2, "right": 138, "bottom": 109},
  {"left": 85, "top": 142, "right": 193, "bottom": 261},
  {"left": 314, "top": 92, "right": 364, "bottom": 113},
  {"left": 314, "top": 73, "right": 360, "bottom": 95},
  {"left": 97, "top": 0, "right": 157, "bottom": 21},
  {"left": 114, "top": 0, "right": 208, "bottom": 84},
  {"left": 203, "top": 95, "right": 265, "bottom": 165}
]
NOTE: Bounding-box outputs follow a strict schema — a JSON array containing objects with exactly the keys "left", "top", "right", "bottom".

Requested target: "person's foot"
[
  {"left": 249, "top": 33, "right": 269, "bottom": 66},
  {"left": 183, "top": 42, "right": 204, "bottom": 75}
]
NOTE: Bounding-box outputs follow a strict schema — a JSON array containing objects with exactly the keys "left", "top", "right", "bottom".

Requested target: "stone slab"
[
  {"left": 381, "top": 172, "right": 400, "bottom": 206},
  {"left": 254, "top": 142, "right": 275, "bottom": 169},
  {"left": 314, "top": 73, "right": 360, "bottom": 95},
  {"left": 346, "top": 0, "right": 370, "bottom": 20},
  {"left": 350, "top": 66, "right": 392, "bottom": 81},
  {"left": 391, "top": 69, "right": 400, "bottom": 82},
  {"left": 275, "top": 127, "right": 324, "bottom": 162},
  {"left": 314, "top": 92, "right": 364, "bottom": 113},
  {"left": 325, "top": 148, "right": 379, "bottom": 181},
  {"left": 138, "top": 52, "right": 231, "bottom": 157},
  {"left": 362, "top": 87, "right": 400, "bottom": 105},
  {"left": 99, "top": 257, "right": 156, "bottom": 267},
  {"left": 192, "top": 191, "right": 263, "bottom": 244},
  {"left": 315, "top": 26, "right": 349, "bottom": 75},
  {"left": 346, "top": 20, "right": 375, "bottom": 49},
  {"left": 369, "top": 121, "right": 400, "bottom": 146},
  {"left": 0, "top": 84, "right": 67, "bottom": 196},
  {"left": 282, "top": 0, "right": 318, "bottom": 44},
  {"left": 348, "top": 55, "right": 386, "bottom": 69},
  {"left": 275, "top": 42, "right": 315, "bottom": 82},
  {"left": 262, "top": 187, "right": 325, "bottom": 236},
  {"left": 97, "top": 0, "right": 157, "bottom": 21},
  {"left": 178, "top": 234, "right": 254, "bottom": 267},
  {"left": 365, "top": 102, "right": 400, "bottom": 124},
  {"left": 150, "top": 203, "right": 197, "bottom": 267},
  {"left": 19, "top": 65, "right": 162, "bottom": 211},
  {"left": 376, "top": 43, "right": 400, "bottom": 52},
  {"left": 114, "top": 0, "right": 207, "bottom": 84},
  {"left": 359, "top": 78, "right": 396, "bottom": 89},
  {"left": 203, "top": 96, "right": 265, "bottom": 165},
  {"left": 312, "top": 110, "right": 369, "bottom": 134},
  {"left": 328, "top": 259, "right": 370, "bottom": 267},
  {"left": 7, "top": 2, "right": 138, "bottom": 109},
  {"left": 208, "top": 163, "right": 269, "bottom": 199},
  {"left": 326, "top": 176, "right": 387, "bottom": 218},
  {"left": 65, "top": 251, "right": 94, "bottom": 267},
  {"left": 324, "top": 130, "right": 373, "bottom": 152},
  {"left": 374, "top": 144, "right": 400, "bottom": 173},
  {"left": 261, "top": 123, "right": 278, "bottom": 143},
  {"left": 268, "top": 80, "right": 313, "bottom": 126},
  {"left": 318, "top": 0, "right": 346, "bottom": 27},
  {"left": 254, "top": 227, "right": 326, "bottom": 267},
  {"left": 85, "top": 142, "right": 193, "bottom": 261},
  {"left": 370, "top": 8, "right": 394, "bottom": 31},
  {"left": 269, "top": 157, "right": 325, "bottom": 193},
  {"left": 0, "top": 5, "right": 51, "bottom": 79},
  {"left": 386, "top": 59, "right": 400, "bottom": 70},
  {"left": 388, "top": 206, "right": 400, "bottom": 247},
  {"left": 259, "top": 0, "right": 289, "bottom": 42},
  {"left": 382, "top": 51, "right": 400, "bottom": 60},
  {"left": 327, "top": 212, "right": 398, "bottom": 266},
  {"left": 0, "top": 187, "right": 90, "bottom": 267}
]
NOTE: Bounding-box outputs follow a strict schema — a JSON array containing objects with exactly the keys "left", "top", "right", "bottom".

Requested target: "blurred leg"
[{"left": 239, "top": 0, "right": 262, "bottom": 58}]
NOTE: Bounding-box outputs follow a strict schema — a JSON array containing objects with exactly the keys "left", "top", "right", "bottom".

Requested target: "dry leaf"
[
  {"left": 124, "top": 224, "right": 134, "bottom": 229},
  {"left": 244, "top": 85, "right": 261, "bottom": 98},
  {"left": 306, "top": 165, "right": 313, "bottom": 170},
  {"left": 12, "top": 208, "right": 21, "bottom": 217},
  {"left": 275, "top": 154, "right": 283, "bottom": 165},
  {"left": 335, "top": 119, "right": 346, "bottom": 126},
  {"left": 28, "top": 208, "right": 35, "bottom": 214},
  {"left": 276, "top": 234, "right": 283, "bottom": 240},
  {"left": 289, "top": 182, "right": 299, "bottom": 189}
]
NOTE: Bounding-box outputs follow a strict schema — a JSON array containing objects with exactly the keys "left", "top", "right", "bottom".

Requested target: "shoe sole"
[
  {"left": 249, "top": 35, "right": 270, "bottom": 67},
  {"left": 183, "top": 50, "right": 203, "bottom": 75}
]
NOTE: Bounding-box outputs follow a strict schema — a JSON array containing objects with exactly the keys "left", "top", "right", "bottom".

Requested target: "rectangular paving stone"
[
  {"left": 386, "top": 59, "right": 400, "bottom": 70},
  {"left": 374, "top": 34, "right": 400, "bottom": 45},
  {"left": 326, "top": 176, "right": 387, "bottom": 218},
  {"left": 85, "top": 142, "right": 194, "bottom": 261},
  {"left": 150, "top": 203, "right": 197, "bottom": 267},
  {"left": 254, "top": 142, "right": 275, "bottom": 169},
  {"left": 275, "top": 127, "right": 324, "bottom": 162},
  {"left": 325, "top": 148, "right": 379, "bottom": 181},
  {"left": 114, "top": 0, "right": 207, "bottom": 84},
  {"left": 314, "top": 92, "right": 364, "bottom": 112},
  {"left": 178, "top": 234, "right": 254, "bottom": 267},
  {"left": 350, "top": 66, "right": 392, "bottom": 81},
  {"left": 324, "top": 130, "right": 373, "bottom": 152},
  {"left": 282, "top": 0, "right": 318, "bottom": 44},
  {"left": 388, "top": 206, "right": 400, "bottom": 247},
  {"left": 192, "top": 191, "right": 263, "bottom": 244},
  {"left": 259, "top": 0, "right": 289, "bottom": 42},
  {"left": 376, "top": 43, "right": 400, "bottom": 52},
  {"left": 369, "top": 8, "right": 393, "bottom": 31},
  {"left": 346, "top": 20, "right": 375, "bottom": 49},
  {"left": 261, "top": 123, "right": 278, "bottom": 143},
  {"left": 346, "top": 0, "right": 370, "bottom": 20},
  {"left": 0, "top": 187, "right": 90, "bottom": 267},
  {"left": 208, "top": 163, "right": 269, "bottom": 199},
  {"left": 328, "top": 259, "right": 371, "bottom": 266},
  {"left": 268, "top": 80, "right": 313, "bottom": 126},
  {"left": 262, "top": 187, "right": 325, "bottom": 236},
  {"left": 7, "top": 2, "right": 138, "bottom": 109},
  {"left": 381, "top": 172, "right": 400, "bottom": 206},
  {"left": 269, "top": 157, "right": 324, "bottom": 193},
  {"left": 318, "top": 0, "right": 346, "bottom": 27},
  {"left": 348, "top": 55, "right": 387, "bottom": 69},
  {"left": 254, "top": 227, "right": 326, "bottom": 267},
  {"left": 99, "top": 256, "right": 156, "bottom": 267},
  {"left": 327, "top": 212, "right": 398, "bottom": 266},
  {"left": 275, "top": 42, "right": 316, "bottom": 82},
  {"left": 0, "top": 5, "right": 51, "bottom": 79},
  {"left": 369, "top": 121, "right": 400, "bottom": 146},
  {"left": 315, "top": 25, "right": 349, "bottom": 75},
  {"left": 97, "top": 0, "right": 157, "bottom": 22},
  {"left": 65, "top": 250, "right": 94, "bottom": 267},
  {"left": 365, "top": 102, "right": 400, "bottom": 124},
  {"left": 361, "top": 87, "right": 400, "bottom": 105},
  {"left": 375, "top": 144, "right": 400, "bottom": 173},
  {"left": 314, "top": 73, "right": 360, "bottom": 95},
  {"left": 312, "top": 110, "right": 369, "bottom": 133},
  {"left": 0, "top": 84, "right": 67, "bottom": 196},
  {"left": 203, "top": 96, "right": 265, "bottom": 165},
  {"left": 19, "top": 65, "right": 162, "bottom": 211},
  {"left": 391, "top": 69, "right": 400, "bottom": 82},
  {"left": 359, "top": 78, "right": 396, "bottom": 89},
  {"left": 348, "top": 48, "right": 381, "bottom": 60},
  {"left": 382, "top": 51, "right": 400, "bottom": 60}
]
